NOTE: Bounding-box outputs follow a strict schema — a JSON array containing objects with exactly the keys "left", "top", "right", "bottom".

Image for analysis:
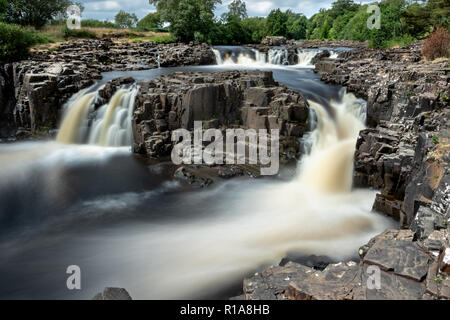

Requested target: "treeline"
[{"left": 151, "top": 0, "right": 449, "bottom": 48}]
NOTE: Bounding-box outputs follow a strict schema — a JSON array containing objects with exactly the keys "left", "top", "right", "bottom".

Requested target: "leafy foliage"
[
  {"left": 266, "top": 9, "right": 288, "bottom": 36},
  {"left": 0, "top": 22, "right": 51, "bottom": 63},
  {"left": 115, "top": 10, "right": 139, "bottom": 29},
  {"left": 137, "top": 12, "right": 162, "bottom": 30},
  {"left": 149, "top": 0, "right": 221, "bottom": 43},
  {"left": 2, "top": 0, "right": 75, "bottom": 29}
]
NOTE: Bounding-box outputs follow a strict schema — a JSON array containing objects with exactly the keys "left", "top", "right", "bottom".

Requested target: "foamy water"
[{"left": 0, "top": 62, "right": 393, "bottom": 299}]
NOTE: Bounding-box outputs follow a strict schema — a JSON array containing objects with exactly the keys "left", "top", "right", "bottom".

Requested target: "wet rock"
[
  {"left": 174, "top": 166, "right": 213, "bottom": 188},
  {"left": 92, "top": 287, "right": 132, "bottom": 300},
  {"left": 287, "top": 261, "right": 360, "bottom": 300},
  {"left": 133, "top": 70, "right": 310, "bottom": 162},
  {"left": 363, "top": 239, "right": 430, "bottom": 281},
  {"left": 362, "top": 269, "right": 426, "bottom": 300},
  {"left": 261, "top": 36, "right": 287, "bottom": 46},
  {"left": 217, "top": 166, "right": 244, "bottom": 179},
  {"left": 438, "top": 246, "right": 450, "bottom": 275},
  {"left": 311, "top": 50, "right": 330, "bottom": 65},
  {"left": 243, "top": 262, "right": 314, "bottom": 300}
]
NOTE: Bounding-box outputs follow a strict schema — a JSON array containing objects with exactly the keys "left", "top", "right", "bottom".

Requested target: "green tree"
[
  {"left": 0, "top": 0, "right": 7, "bottom": 20},
  {"left": 217, "top": 0, "right": 250, "bottom": 44},
  {"left": 369, "top": 0, "right": 408, "bottom": 48},
  {"left": 115, "top": 10, "right": 138, "bottom": 28},
  {"left": 137, "top": 12, "right": 162, "bottom": 29},
  {"left": 3, "top": 0, "right": 72, "bottom": 29},
  {"left": 329, "top": 0, "right": 359, "bottom": 18},
  {"left": 240, "top": 17, "right": 267, "bottom": 43},
  {"left": 266, "top": 9, "right": 288, "bottom": 36},
  {"left": 150, "top": 0, "right": 221, "bottom": 42},
  {"left": 227, "top": 0, "right": 247, "bottom": 20},
  {"left": 285, "top": 11, "right": 308, "bottom": 40},
  {"left": 339, "top": 6, "right": 371, "bottom": 41}
]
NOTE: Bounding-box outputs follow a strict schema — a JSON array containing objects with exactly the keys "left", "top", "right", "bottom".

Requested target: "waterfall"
[
  {"left": 56, "top": 93, "right": 96, "bottom": 144},
  {"left": 212, "top": 46, "right": 267, "bottom": 65},
  {"left": 213, "top": 46, "right": 327, "bottom": 67},
  {"left": 329, "top": 51, "right": 339, "bottom": 59},
  {"left": 56, "top": 86, "right": 139, "bottom": 147},
  {"left": 297, "top": 89, "right": 366, "bottom": 193},
  {"left": 267, "top": 48, "right": 289, "bottom": 65},
  {"left": 296, "top": 49, "right": 322, "bottom": 67}
]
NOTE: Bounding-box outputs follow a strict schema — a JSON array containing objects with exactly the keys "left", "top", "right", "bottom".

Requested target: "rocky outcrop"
[
  {"left": 244, "top": 229, "right": 450, "bottom": 300},
  {"left": 0, "top": 40, "right": 216, "bottom": 140},
  {"left": 0, "top": 65, "right": 16, "bottom": 138},
  {"left": 314, "top": 42, "right": 449, "bottom": 229},
  {"left": 132, "top": 70, "right": 310, "bottom": 165},
  {"left": 92, "top": 287, "right": 132, "bottom": 300},
  {"left": 239, "top": 42, "right": 449, "bottom": 301},
  {"left": 261, "top": 36, "right": 287, "bottom": 46}
]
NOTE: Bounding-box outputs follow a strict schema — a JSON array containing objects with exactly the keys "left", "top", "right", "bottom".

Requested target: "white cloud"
[
  {"left": 86, "top": 1, "right": 121, "bottom": 11},
  {"left": 78, "top": 0, "right": 349, "bottom": 21},
  {"left": 250, "top": 1, "right": 275, "bottom": 15}
]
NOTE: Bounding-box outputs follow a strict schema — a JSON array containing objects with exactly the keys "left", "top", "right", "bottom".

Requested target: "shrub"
[
  {"left": 0, "top": 22, "right": 51, "bottom": 63},
  {"left": 385, "top": 34, "right": 414, "bottom": 48},
  {"left": 150, "top": 34, "right": 176, "bottom": 44},
  {"left": 63, "top": 27, "right": 97, "bottom": 39},
  {"left": 422, "top": 26, "right": 450, "bottom": 60}
]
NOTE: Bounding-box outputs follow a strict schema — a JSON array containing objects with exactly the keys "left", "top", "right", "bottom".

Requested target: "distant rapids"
[{"left": 212, "top": 46, "right": 342, "bottom": 67}]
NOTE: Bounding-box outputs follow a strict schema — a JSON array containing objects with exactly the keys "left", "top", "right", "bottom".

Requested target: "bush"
[
  {"left": 63, "top": 27, "right": 97, "bottom": 39},
  {"left": 385, "top": 34, "right": 414, "bottom": 48},
  {"left": 150, "top": 34, "right": 176, "bottom": 44},
  {"left": 422, "top": 26, "right": 450, "bottom": 60},
  {"left": 0, "top": 22, "right": 51, "bottom": 63}
]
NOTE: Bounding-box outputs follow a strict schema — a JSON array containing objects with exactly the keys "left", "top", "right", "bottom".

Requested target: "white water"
[
  {"left": 56, "top": 86, "right": 138, "bottom": 147},
  {"left": 213, "top": 47, "right": 328, "bottom": 67},
  {"left": 297, "top": 49, "right": 322, "bottom": 67},
  {"left": 64, "top": 90, "right": 392, "bottom": 299},
  {"left": 0, "top": 64, "right": 394, "bottom": 299}
]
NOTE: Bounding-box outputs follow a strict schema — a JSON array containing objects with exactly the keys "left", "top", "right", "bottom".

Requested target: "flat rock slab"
[
  {"left": 243, "top": 262, "right": 314, "bottom": 300},
  {"left": 362, "top": 269, "right": 426, "bottom": 300},
  {"left": 363, "top": 239, "right": 430, "bottom": 281},
  {"left": 287, "top": 262, "right": 360, "bottom": 300}
]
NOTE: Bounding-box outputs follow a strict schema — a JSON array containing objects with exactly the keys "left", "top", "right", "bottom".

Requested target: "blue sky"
[{"left": 78, "top": 0, "right": 354, "bottom": 21}]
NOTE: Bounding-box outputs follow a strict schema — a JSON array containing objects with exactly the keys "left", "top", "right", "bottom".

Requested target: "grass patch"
[
  {"left": 63, "top": 27, "right": 97, "bottom": 39},
  {"left": 129, "top": 34, "right": 175, "bottom": 44},
  {"left": 384, "top": 35, "right": 414, "bottom": 49}
]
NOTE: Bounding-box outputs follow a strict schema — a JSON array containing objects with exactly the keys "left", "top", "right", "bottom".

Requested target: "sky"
[{"left": 78, "top": 0, "right": 355, "bottom": 22}]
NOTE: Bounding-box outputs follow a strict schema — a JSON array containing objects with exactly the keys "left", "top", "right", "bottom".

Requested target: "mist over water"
[{"left": 0, "top": 53, "right": 394, "bottom": 299}]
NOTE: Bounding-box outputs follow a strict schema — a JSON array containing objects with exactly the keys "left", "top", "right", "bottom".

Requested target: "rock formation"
[
  {"left": 132, "top": 70, "right": 310, "bottom": 165},
  {"left": 238, "top": 42, "right": 449, "bottom": 300},
  {"left": 0, "top": 40, "right": 215, "bottom": 140}
]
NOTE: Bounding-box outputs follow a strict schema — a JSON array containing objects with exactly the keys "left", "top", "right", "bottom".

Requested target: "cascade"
[{"left": 56, "top": 86, "right": 138, "bottom": 147}]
